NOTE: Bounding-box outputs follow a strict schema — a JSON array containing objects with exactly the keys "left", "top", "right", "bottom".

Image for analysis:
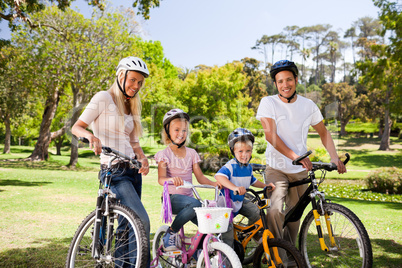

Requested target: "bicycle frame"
[
  {"left": 151, "top": 184, "right": 227, "bottom": 268},
  {"left": 234, "top": 188, "right": 284, "bottom": 267}
]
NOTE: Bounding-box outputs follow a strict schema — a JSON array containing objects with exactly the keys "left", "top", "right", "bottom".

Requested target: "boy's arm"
[
  {"left": 252, "top": 180, "right": 276, "bottom": 191},
  {"left": 215, "top": 175, "right": 246, "bottom": 195}
]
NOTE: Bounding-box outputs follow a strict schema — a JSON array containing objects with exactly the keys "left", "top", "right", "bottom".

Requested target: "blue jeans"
[
  {"left": 100, "top": 168, "right": 150, "bottom": 268},
  {"left": 170, "top": 194, "right": 202, "bottom": 232}
]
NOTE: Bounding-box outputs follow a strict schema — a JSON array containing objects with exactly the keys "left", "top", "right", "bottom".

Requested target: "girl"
[{"left": 154, "top": 108, "right": 220, "bottom": 251}]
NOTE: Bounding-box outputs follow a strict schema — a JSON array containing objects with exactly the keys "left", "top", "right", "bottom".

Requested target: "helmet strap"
[
  {"left": 279, "top": 91, "right": 297, "bottom": 103},
  {"left": 117, "top": 70, "right": 138, "bottom": 100}
]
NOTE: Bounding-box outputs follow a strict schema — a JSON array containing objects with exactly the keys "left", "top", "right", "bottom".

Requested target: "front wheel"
[
  {"left": 253, "top": 238, "right": 306, "bottom": 268},
  {"left": 299, "top": 202, "right": 373, "bottom": 268},
  {"left": 197, "top": 241, "right": 242, "bottom": 268},
  {"left": 66, "top": 203, "right": 148, "bottom": 268}
]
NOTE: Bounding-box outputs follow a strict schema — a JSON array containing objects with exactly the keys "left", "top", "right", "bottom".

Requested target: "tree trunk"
[
  {"left": 340, "top": 121, "right": 347, "bottom": 137},
  {"left": 68, "top": 84, "right": 84, "bottom": 167},
  {"left": 379, "top": 87, "right": 392, "bottom": 151},
  {"left": 3, "top": 114, "right": 11, "bottom": 154},
  {"left": 28, "top": 87, "right": 60, "bottom": 161}
]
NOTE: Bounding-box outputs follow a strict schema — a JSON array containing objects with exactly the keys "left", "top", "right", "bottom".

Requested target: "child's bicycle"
[
  {"left": 66, "top": 137, "right": 148, "bottom": 268},
  {"left": 232, "top": 187, "right": 307, "bottom": 268},
  {"left": 251, "top": 151, "right": 373, "bottom": 268},
  {"left": 151, "top": 182, "right": 242, "bottom": 268}
]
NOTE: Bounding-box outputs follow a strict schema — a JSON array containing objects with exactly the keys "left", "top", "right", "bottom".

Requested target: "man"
[{"left": 256, "top": 60, "right": 346, "bottom": 244}]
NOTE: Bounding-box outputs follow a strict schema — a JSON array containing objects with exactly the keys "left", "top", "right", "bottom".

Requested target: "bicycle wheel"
[
  {"left": 196, "top": 241, "right": 242, "bottom": 268},
  {"left": 151, "top": 225, "right": 183, "bottom": 267},
  {"left": 299, "top": 202, "right": 373, "bottom": 268},
  {"left": 66, "top": 203, "right": 148, "bottom": 268},
  {"left": 253, "top": 238, "right": 306, "bottom": 268}
]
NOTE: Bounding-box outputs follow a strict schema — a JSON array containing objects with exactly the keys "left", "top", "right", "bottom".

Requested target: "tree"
[
  {"left": 241, "top": 57, "right": 266, "bottom": 111},
  {"left": 0, "top": 0, "right": 160, "bottom": 28},
  {"left": 344, "top": 26, "right": 358, "bottom": 65},
  {"left": 252, "top": 34, "right": 286, "bottom": 67},
  {"left": 0, "top": 45, "right": 29, "bottom": 153},
  {"left": 356, "top": 0, "right": 402, "bottom": 151},
  {"left": 321, "top": 83, "right": 362, "bottom": 136},
  {"left": 306, "top": 24, "right": 332, "bottom": 85}
]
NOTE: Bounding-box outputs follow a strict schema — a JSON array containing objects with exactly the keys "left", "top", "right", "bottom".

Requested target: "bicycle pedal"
[{"left": 161, "top": 249, "right": 182, "bottom": 257}]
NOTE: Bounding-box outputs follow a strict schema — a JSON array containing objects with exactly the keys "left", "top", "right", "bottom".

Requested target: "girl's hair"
[
  {"left": 233, "top": 139, "right": 253, "bottom": 150},
  {"left": 108, "top": 70, "right": 143, "bottom": 139},
  {"left": 161, "top": 118, "right": 190, "bottom": 146}
]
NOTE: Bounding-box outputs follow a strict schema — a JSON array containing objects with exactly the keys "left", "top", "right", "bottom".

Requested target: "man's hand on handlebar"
[
  {"left": 332, "top": 157, "right": 347, "bottom": 174},
  {"left": 298, "top": 156, "right": 313, "bottom": 171}
]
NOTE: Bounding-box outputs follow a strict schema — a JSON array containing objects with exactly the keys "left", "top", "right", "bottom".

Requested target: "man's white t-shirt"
[
  {"left": 79, "top": 91, "right": 139, "bottom": 165},
  {"left": 256, "top": 94, "right": 323, "bottom": 173}
]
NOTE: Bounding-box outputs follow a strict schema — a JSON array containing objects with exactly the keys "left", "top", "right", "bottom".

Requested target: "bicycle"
[
  {"left": 66, "top": 137, "right": 148, "bottom": 268},
  {"left": 232, "top": 187, "right": 306, "bottom": 267},
  {"left": 251, "top": 150, "right": 373, "bottom": 268},
  {"left": 151, "top": 182, "right": 242, "bottom": 268}
]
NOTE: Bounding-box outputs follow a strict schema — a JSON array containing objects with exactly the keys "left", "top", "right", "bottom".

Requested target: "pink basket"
[{"left": 194, "top": 207, "right": 233, "bottom": 234}]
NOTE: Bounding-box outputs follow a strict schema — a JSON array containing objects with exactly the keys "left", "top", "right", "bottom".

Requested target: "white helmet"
[{"left": 115, "top": 56, "right": 149, "bottom": 78}]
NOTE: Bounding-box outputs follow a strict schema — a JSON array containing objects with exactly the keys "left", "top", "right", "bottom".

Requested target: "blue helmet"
[{"left": 270, "top": 60, "right": 298, "bottom": 81}]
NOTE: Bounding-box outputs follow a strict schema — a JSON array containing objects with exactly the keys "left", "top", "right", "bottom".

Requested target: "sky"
[{"left": 0, "top": 0, "right": 381, "bottom": 70}]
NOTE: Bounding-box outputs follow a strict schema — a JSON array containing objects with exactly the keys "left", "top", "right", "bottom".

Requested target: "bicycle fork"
[
  {"left": 261, "top": 229, "right": 283, "bottom": 268},
  {"left": 312, "top": 199, "right": 337, "bottom": 252}
]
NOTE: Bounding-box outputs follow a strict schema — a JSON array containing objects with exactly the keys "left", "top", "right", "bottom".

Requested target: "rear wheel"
[
  {"left": 253, "top": 238, "right": 306, "bottom": 268},
  {"left": 299, "top": 203, "right": 373, "bottom": 268},
  {"left": 66, "top": 203, "right": 148, "bottom": 268}
]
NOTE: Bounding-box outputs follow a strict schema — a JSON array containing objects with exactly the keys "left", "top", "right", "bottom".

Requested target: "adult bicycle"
[
  {"left": 251, "top": 150, "right": 373, "bottom": 268},
  {"left": 66, "top": 137, "right": 148, "bottom": 268},
  {"left": 151, "top": 182, "right": 241, "bottom": 268},
  {"left": 233, "top": 187, "right": 307, "bottom": 267}
]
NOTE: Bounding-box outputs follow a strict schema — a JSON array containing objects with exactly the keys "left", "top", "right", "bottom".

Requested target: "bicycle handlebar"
[{"left": 78, "top": 137, "right": 142, "bottom": 169}]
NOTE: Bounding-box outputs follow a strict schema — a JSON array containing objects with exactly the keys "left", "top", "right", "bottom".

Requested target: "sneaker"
[{"left": 163, "top": 229, "right": 179, "bottom": 251}]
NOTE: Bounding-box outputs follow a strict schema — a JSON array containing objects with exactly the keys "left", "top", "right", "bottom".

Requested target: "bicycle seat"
[{"left": 250, "top": 163, "right": 266, "bottom": 172}]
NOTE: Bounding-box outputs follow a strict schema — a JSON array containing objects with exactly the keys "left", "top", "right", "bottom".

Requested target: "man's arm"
[{"left": 312, "top": 122, "right": 346, "bottom": 174}]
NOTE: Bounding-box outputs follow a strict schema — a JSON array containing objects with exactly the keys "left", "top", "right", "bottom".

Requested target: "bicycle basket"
[{"left": 194, "top": 207, "right": 233, "bottom": 234}]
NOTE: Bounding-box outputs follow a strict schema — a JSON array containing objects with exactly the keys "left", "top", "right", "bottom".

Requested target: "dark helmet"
[
  {"left": 270, "top": 60, "right": 298, "bottom": 81},
  {"left": 228, "top": 128, "right": 255, "bottom": 154},
  {"left": 163, "top": 108, "right": 190, "bottom": 128}
]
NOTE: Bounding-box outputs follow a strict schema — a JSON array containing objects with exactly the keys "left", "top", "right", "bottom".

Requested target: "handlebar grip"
[
  {"left": 79, "top": 137, "right": 90, "bottom": 143},
  {"left": 233, "top": 190, "right": 239, "bottom": 195},
  {"left": 344, "top": 153, "right": 350, "bottom": 165},
  {"left": 292, "top": 150, "right": 313, "bottom": 165}
]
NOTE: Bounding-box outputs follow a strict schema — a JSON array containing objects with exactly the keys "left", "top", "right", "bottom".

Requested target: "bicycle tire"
[
  {"left": 299, "top": 202, "right": 373, "bottom": 268},
  {"left": 253, "top": 238, "right": 306, "bottom": 268},
  {"left": 152, "top": 225, "right": 183, "bottom": 267},
  {"left": 196, "top": 241, "right": 242, "bottom": 268},
  {"left": 66, "top": 203, "right": 148, "bottom": 268}
]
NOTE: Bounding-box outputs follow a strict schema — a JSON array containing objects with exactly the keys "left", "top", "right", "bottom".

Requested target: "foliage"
[
  {"left": 365, "top": 167, "right": 402, "bottom": 194},
  {"left": 321, "top": 82, "right": 362, "bottom": 135}
]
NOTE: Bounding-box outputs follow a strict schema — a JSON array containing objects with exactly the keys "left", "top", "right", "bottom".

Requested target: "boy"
[{"left": 215, "top": 128, "right": 275, "bottom": 247}]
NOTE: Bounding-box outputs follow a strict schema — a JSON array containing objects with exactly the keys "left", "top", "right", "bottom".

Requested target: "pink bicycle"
[{"left": 151, "top": 182, "right": 242, "bottom": 268}]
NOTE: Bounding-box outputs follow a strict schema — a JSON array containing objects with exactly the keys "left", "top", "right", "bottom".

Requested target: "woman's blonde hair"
[
  {"left": 108, "top": 70, "right": 143, "bottom": 138},
  {"left": 161, "top": 118, "right": 190, "bottom": 146}
]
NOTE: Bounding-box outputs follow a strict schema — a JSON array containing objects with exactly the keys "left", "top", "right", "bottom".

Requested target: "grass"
[{"left": 0, "top": 132, "right": 402, "bottom": 267}]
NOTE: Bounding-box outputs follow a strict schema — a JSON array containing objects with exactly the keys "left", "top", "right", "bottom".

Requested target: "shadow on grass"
[
  {"left": 0, "top": 236, "right": 400, "bottom": 268},
  {"left": 346, "top": 149, "right": 402, "bottom": 169},
  {"left": 328, "top": 196, "right": 402, "bottom": 210},
  {"left": 0, "top": 238, "right": 71, "bottom": 267},
  {"left": 0, "top": 159, "right": 98, "bottom": 172},
  {"left": 0, "top": 179, "right": 52, "bottom": 187}
]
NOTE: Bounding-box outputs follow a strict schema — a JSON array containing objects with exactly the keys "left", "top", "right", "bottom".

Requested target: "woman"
[{"left": 72, "top": 56, "right": 151, "bottom": 267}]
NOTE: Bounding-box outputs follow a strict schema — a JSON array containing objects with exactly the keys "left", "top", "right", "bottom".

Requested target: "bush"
[{"left": 365, "top": 167, "right": 402, "bottom": 194}]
